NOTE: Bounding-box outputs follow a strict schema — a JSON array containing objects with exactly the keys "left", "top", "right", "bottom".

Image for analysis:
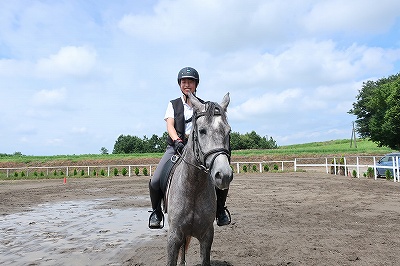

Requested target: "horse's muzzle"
[
  {"left": 211, "top": 155, "right": 233, "bottom": 190},
  {"left": 214, "top": 170, "right": 233, "bottom": 190}
]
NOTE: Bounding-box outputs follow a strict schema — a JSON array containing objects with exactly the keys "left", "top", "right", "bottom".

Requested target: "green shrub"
[
  {"left": 366, "top": 167, "right": 374, "bottom": 178},
  {"left": 21, "top": 171, "right": 25, "bottom": 177},
  {"left": 252, "top": 165, "right": 257, "bottom": 172},
  {"left": 273, "top": 164, "right": 278, "bottom": 171},
  {"left": 113, "top": 168, "right": 118, "bottom": 176},
  {"left": 134, "top": 167, "right": 139, "bottom": 176},
  {"left": 93, "top": 169, "right": 97, "bottom": 176},
  {"left": 81, "top": 169, "right": 85, "bottom": 176},
  {"left": 33, "top": 171, "right": 38, "bottom": 177},
  {"left": 40, "top": 171, "right": 44, "bottom": 177},
  {"left": 100, "top": 169, "right": 105, "bottom": 176},
  {"left": 60, "top": 171, "right": 64, "bottom": 176},
  {"left": 352, "top": 169, "right": 357, "bottom": 178},
  {"left": 53, "top": 170, "right": 57, "bottom": 176},
  {"left": 143, "top": 167, "right": 148, "bottom": 176},
  {"left": 385, "top": 169, "right": 393, "bottom": 180},
  {"left": 263, "top": 164, "right": 269, "bottom": 172},
  {"left": 242, "top": 165, "right": 247, "bottom": 173},
  {"left": 122, "top": 168, "right": 128, "bottom": 176},
  {"left": 73, "top": 169, "right": 78, "bottom": 176},
  {"left": 14, "top": 172, "right": 18, "bottom": 177}
]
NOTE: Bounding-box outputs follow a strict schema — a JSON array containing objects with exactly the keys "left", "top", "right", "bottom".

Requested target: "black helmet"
[{"left": 177, "top": 67, "right": 199, "bottom": 85}]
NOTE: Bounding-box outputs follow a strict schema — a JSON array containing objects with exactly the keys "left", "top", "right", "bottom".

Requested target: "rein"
[{"left": 179, "top": 101, "right": 231, "bottom": 173}]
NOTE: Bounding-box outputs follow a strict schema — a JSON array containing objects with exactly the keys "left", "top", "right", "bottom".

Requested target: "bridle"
[{"left": 178, "top": 101, "right": 231, "bottom": 173}]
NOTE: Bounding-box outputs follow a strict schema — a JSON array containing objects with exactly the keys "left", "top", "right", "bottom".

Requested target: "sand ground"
[{"left": 1, "top": 172, "right": 400, "bottom": 266}]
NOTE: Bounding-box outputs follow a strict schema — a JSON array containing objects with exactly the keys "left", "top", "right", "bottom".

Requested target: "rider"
[{"left": 148, "top": 66, "right": 231, "bottom": 229}]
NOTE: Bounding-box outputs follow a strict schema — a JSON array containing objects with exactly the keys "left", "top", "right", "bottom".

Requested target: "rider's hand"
[{"left": 174, "top": 138, "right": 185, "bottom": 154}]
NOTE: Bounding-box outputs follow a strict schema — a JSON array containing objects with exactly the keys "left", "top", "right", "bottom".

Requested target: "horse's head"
[{"left": 188, "top": 92, "right": 233, "bottom": 190}]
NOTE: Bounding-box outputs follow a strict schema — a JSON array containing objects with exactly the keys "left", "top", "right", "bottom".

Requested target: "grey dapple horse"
[{"left": 166, "top": 92, "right": 233, "bottom": 266}]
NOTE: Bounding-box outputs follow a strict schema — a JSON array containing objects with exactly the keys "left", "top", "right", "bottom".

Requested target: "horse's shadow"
[{"left": 193, "top": 260, "right": 234, "bottom": 266}]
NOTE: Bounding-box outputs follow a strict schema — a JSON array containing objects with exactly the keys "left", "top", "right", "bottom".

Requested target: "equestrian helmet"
[{"left": 177, "top": 67, "right": 199, "bottom": 85}]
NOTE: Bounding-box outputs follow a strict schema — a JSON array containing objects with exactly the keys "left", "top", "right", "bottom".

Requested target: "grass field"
[
  {"left": 0, "top": 138, "right": 396, "bottom": 180},
  {"left": 0, "top": 138, "right": 396, "bottom": 165}
]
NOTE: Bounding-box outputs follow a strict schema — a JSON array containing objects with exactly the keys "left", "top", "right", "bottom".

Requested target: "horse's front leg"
[
  {"left": 167, "top": 229, "right": 184, "bottom": 266},
  {"left": 199, "top": 225, "right": 214, "bottom": 266}
]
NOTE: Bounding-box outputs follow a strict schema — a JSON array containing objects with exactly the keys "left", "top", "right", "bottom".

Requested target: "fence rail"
[{"left": 1, "top": 155, "right": 399, "bottom": 182}]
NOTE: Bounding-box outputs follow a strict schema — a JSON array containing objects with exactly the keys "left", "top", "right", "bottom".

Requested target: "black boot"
[
  {"left": 149, "top": 180, "right": 164, "bottom": 229},
  {"left": 216, "top": 188, "right": 231, "bottom": 226}
]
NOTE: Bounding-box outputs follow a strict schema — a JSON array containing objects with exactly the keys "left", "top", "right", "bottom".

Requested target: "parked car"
[{"left": 376, "top": 152, "right": 400, "bottom": 178}]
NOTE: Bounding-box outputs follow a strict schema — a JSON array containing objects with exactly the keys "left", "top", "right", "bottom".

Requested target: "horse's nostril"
[{"left": 215, "top": 172, "right": 222, "bottom": 180}]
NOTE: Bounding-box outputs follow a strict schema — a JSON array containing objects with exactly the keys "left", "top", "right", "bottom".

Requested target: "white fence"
[{"left": 1, "top": 155, "right": 399, "bottom": 181}]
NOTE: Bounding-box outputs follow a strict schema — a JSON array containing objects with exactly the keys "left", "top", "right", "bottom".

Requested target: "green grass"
[
  {"left": 232, "top": 138, "right": 395, "bottom": 157},
  {"left": 0, "top": 138, "right": 396, "bottom": 165},
  {"left": 0, "top": 152, "right": 163, "bottom": 165}
]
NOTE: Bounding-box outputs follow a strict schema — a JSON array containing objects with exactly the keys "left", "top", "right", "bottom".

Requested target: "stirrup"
[{"left": 148, "top": 210, "right": 165, "bottom": 229}]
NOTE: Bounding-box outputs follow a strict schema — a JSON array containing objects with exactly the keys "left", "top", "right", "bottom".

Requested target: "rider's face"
[{"left": 180, "top": 78, "right": 197, "bottom": 95}]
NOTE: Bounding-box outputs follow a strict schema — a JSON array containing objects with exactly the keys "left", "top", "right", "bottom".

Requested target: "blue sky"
[{"left": 1, "top": 0, "right": 400, "bottom": 156}]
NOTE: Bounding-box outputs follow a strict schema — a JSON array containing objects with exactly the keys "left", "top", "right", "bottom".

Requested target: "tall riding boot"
[
  {"left": 149, "top": 181, "right": 163, "bottom": 229},
  {"left": 216, "top": 188, "right": 231, "bottom": 226}
]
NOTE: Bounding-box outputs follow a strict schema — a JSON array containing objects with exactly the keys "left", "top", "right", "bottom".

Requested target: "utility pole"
[{"left": 350, "top": 121, "right": 357, "bottom": 148}]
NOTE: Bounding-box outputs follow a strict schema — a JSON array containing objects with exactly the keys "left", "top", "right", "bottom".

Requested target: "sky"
[{"left": 1, "top": 0, "right": 400, "bottom": 156}]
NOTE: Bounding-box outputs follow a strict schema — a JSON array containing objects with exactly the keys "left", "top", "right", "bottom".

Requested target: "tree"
[
  {"left": 113, "top": 134, "right": 144, "bottom": 154},
  {"left": 349, "top": 72, "right": 400, "bottom": 150},
  {"left": 229, "top": 131, "right": 278, "bottom": 150},
  {"left": 100, "top": 147, "right": 109, "bottom": 155}
]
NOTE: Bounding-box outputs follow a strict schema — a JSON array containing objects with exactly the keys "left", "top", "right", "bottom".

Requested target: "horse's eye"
[{"left": 199, "top": 128, "right": 207, "bottom": 135}]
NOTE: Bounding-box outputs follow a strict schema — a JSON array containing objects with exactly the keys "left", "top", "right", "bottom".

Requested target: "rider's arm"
[{"left": 166, "top": 117, "right": 180, "bottom": 142}]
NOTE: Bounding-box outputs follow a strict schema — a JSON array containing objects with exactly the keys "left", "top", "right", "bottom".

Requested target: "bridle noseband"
[{"left": 183, "top": 101, "right": 231, "bottom": 173}]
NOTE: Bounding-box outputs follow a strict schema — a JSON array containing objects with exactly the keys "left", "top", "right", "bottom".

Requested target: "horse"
[{"left": 166, "top": 92, "right": 233, "bottom": 266}]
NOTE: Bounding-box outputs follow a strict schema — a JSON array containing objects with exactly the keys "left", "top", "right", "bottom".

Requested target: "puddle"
[{"left": 0, "top": 198, "right": 167, "bottom": 265}]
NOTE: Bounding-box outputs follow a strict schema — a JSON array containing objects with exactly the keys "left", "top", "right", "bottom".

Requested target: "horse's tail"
[
  {"left": 178, "top": 236, "right": 192, "bottom": 264},
  {"left": 185, "top": 236, "right": 192, "bottom": 252}
]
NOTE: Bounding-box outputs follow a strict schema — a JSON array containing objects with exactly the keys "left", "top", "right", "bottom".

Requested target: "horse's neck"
[{"left": 180, "top": 141, "right": 209, "bottom": 186}]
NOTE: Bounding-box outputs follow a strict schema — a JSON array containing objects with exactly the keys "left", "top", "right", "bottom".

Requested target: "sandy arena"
[{"left": 1, "top": 172, "right": 400, "bottom": 266}]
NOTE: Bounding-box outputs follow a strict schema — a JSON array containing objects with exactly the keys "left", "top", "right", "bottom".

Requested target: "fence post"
[
  {"left": 373, "top": 157, "right": 377, "bottom": 180},
  {"left": 236, "top": 163, "right": 239, "bottom": 174},
  {"left": 294, "top": 158, "right": 297, "bottom": 172},
  {"left": 325, "top": 158, "right": 328, "bottom": 173},
  {"left": 356, "top": 157, "right": 360, "bottom": 178},
  {"left": 392, "top": 157, "right": 397, "bottom": 182},
  {"left": 334, "top": 158, "right": 337, "bottom": 175}
]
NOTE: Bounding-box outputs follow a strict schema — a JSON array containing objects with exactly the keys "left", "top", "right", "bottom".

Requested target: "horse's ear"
[
  {"left": 220, "top": 92, "right": 230, "bottom": 111},
  {"left": 188, "top": 92, "right": 203, "bottom": 111}
]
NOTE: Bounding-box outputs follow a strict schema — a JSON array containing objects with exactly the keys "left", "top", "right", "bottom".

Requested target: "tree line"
[{"left": 112, "top": 131, "right": 278, "bottom": 154}]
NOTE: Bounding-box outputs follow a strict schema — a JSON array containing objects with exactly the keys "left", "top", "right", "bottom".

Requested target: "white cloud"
[
  {"left": 230, "top": 88, "right": 303, "bottom": 120},
  {"left": 32, "top": 88, "right": 67, "bottom": 106},
  {"left": 35, "top": 46, "right": 97, "bottom": 78},
  {"left": 1, "top": 0, "right": 400, "bottom": 155},
  {"left": 303, "top": 0, "right": 400, "bottom": 34}
]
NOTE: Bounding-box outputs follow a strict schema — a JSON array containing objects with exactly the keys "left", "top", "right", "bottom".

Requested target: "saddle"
[{"left": 159, "top": 154, "right": 180, "bottom": 213}]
